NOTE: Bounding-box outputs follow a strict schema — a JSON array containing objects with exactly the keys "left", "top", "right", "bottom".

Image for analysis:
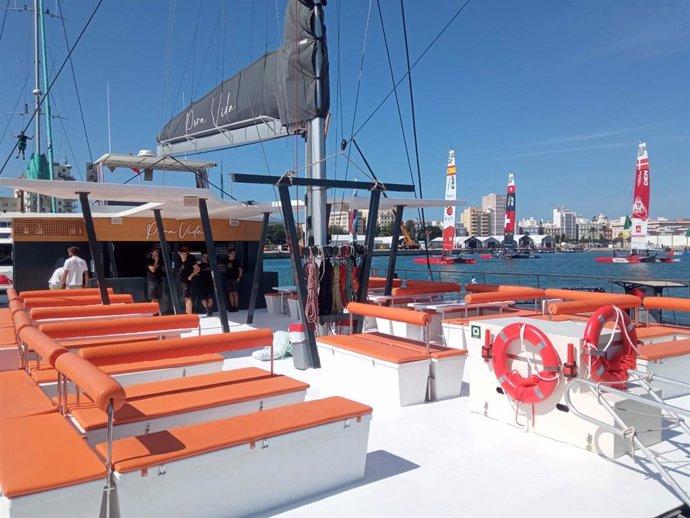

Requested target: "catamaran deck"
[{"left": 194, "top": 310, "right": 690, "bottom": 518}]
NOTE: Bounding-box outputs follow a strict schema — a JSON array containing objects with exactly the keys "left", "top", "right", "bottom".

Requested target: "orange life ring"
[
  {"left": 491, "top": 323, "right": 561, "bottom": 404},
  {"left": 583, "top": 305, "right": 638, "bottom": 387}
]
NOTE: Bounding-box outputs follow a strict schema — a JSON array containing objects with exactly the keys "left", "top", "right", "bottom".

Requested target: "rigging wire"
[
  {"left": 167, "top": 1, "right": 202, "bottom": 118},
  {"left": 0, "top": 71, "right": 31, "bottom": 149},
  {"left": 0, "top": 0, "right": 10, "bottom": 47},
  {"left": 399, "top": 0, "right": 432, "bottom": 276},
  {"left": 353, "top": 0, "right": 472, "bottom": 139},
  {"left": 189, "top": 0, "right": 204, "bottom": 102},
  {"left": 192, "top": 12, "right": 221, "bottom": 100},
  {"left": 57, "top": 0, "right": 92, "bottom": 163},
  {"left": 0, "top": 0, "right": 105, "bottom": 177},
  {"left": 376, "top": 0, "right": 415, "bottom": 195}
]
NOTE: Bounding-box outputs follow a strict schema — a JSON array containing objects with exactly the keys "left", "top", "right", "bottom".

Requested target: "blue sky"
[{"left": 0, "top": 0, "right": 688, "bottom": 220}]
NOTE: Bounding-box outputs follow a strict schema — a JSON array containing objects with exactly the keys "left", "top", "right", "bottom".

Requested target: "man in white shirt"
[
  {"left": 61, "top": 246, "right": 89, "bottom": 289},
  {"left": 48, "top": 266, "right": 65, "bottom": 289}
]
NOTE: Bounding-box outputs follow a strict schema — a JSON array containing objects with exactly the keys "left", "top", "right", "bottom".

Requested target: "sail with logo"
[
  {"left": 157, "top": 0, "right": 329, "bottom": 156},
  {"left": 596, "top": 142, "right": 673, "bottom": 263}
]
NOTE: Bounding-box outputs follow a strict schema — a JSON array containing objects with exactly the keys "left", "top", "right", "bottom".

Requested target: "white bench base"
[
  {"left": 112, "top": 415, "right": 371, "bottom": 518},
  {"left": 317, "top": 342, "right": 430, "bottom": 407}
]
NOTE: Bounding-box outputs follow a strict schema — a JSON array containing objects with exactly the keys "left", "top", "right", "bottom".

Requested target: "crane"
[{"left": 399, "top": 224, "right": 420, "bottom": 249}]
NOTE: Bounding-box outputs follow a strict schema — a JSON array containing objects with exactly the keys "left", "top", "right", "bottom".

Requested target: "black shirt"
[
  {"left": 224, "top": 258, "right": 242, "bottom": 281},
  {"left": 146, "top": 257, "right": 163, "bottom": 283},
  {"left": 198, "top": 261, "right": 213, "bottom": 289},
  {"left": 178, "top": 255, "right": 197, "bottom": 285}
]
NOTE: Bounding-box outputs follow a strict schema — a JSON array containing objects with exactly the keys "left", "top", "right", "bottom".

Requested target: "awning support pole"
[
  {"left": 247, "top": 212, "right": 270, "bottom": 325},
  {"left": 153, "top": 209, "right": 182, "bottom": 315},
  {"left": 278, "top": 182, "right": 320, "bottom": 368},
  {"left": 355, "top": 185, "right": 383, "bottom": 332},
  {"left": 385, "top": 205, "right": 405, "bottom": 296},
  {"left": 198, "top": 198, "right": 230, "bottom": 333},
  {"left": 77, "top": 192, "right": 110, "bottom": 305}
]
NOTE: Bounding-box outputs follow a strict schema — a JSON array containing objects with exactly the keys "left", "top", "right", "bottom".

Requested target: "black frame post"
[
  {"left": 77, "top": 192, "right": 110, "bottom": 304},
  {"left": 385, "top": 205, "right": 405, "bottom": 296},
  {"left": 354, "top": 185, "right": 383, "bottom": 332},
  {"left": 277, "top": 182, "right": 320, "bottom": 368},
  {"left": 153, "top": 209, "right": 183, "bottom": 315},
  {"left": 247, "top": 212, "right": 270, "bottom": 324},
  {"left": 198, "top": 198, "right": 230, "bottom": 333}
]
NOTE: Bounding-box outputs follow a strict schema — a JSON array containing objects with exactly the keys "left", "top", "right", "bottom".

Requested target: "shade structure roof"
[
  {"left": 1, "top": 178, "right": 463, "bottom": 221},
  {"left": 95, "top": 153, "right": 217, "bottom": 172}
]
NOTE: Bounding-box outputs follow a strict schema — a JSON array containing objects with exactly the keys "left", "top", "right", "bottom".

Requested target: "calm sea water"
[{"left": 266, "top": 251, "right": 690, "bottom": 297}]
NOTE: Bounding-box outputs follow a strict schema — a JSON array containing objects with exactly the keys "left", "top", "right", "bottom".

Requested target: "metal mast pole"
[
  {"left": 38, "top": 0, "right": 56, "bottom": 212},
  {"left": 309, "top": 0, "right": 327, "bottom": 247},
  {"left": 33, "top": 0, "right": 41, "bottom": 213}
]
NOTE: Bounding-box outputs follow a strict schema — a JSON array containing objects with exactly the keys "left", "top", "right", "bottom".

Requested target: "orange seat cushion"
[
  {"left": 97, "top": 397, "right": 372, "bottom": 474},
  {"left": 318, "top": 335, "right": 428, "bottom": 364},
  {"left": 0, "top": 327, "right": 17, "bottom": 348},
  {"left": 443, "top": 308, "right": 540, "bottom": 326},
  {"left": 361, "top": 332, "right": 466, "bottom": 359},
  {"left": 57, "top": 367, "right": 273, "bottom": 410},
  {"left": 638, "top": 338, "right": 690, "bottom": 361},
  {"left": 0, "top": 413, "right": 105, "bottom": 497},
  {"left": 31, "top": 353, "right": 224, "bottom": 384},
  {"left": 0, "top": 370, "right": 56, "bottom": 419},
  {"left": 635, "top": 326, "right": 690, "bottom": 340},
  {"left": 71, "top": 374, "right": 310, "bottom": 431}
]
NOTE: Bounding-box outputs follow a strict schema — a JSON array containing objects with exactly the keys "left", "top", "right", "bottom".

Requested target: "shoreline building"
[
  {"left": 482, "top": 193, "right": 506, "bottom": 236},
  {"left": 461, "top": 207, "right": 490, "bottom": 237}
]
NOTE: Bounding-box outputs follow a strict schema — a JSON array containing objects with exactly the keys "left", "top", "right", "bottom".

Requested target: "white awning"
[{"left": 95, "top": 153, "right": 217, "bottom": 172}]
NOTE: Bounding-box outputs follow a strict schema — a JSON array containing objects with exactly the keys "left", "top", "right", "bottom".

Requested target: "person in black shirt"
[
  {"left": 146, "top": 248, "right": 164, "bottom": 310},
  {"left": 223, "top": 250, "right": 242, "bottom": 312},
  {"left": 198, "top": 252, "right": 214, "bottom": 316},
  {"left": 177, "top": 246, "right": 199, "bottom": 315}
]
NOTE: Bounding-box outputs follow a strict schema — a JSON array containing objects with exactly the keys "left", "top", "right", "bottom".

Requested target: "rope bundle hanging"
[
  {"left": 304, "top": 253, "right": 320, "bottom": 325},
  {"left": 318, "top": 258, "right": 334, "bottom": 316},
  {"left": 344, "top": 256, "right": 357, "bottom": 303},
  {"left": 331, "top": 259, "right": 344, "bottom": 313}
]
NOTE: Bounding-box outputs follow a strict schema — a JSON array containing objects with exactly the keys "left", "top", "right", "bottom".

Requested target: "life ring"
[
  {"left": 583, "top": 305, "right": 638, "bottom": 386},
  {"left": 491, "top": 323, "right": 561, "bottom": 404}
]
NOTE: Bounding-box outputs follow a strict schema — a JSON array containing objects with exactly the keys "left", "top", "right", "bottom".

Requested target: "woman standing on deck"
[
  {"left": 146, "top": 248, "right": 164, "bottom": 310},
  {"left": 198, "top": 252, "right": 214, "bottom": 316}
]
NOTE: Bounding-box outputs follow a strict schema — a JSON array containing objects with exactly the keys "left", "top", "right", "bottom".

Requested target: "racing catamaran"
[
  {"left": 414, "top": 149, "right": 475, "bottom": 265},
  {"left": 596, "top": 142, "right": 672, "bottom": 264}
]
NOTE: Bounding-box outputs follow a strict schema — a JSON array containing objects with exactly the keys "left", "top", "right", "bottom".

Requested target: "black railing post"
[{"left": 354, "top": 185, "right": 383, "bottom": 332}]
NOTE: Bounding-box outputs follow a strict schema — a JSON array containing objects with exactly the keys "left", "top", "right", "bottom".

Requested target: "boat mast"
[
  {"left": 33, "top": 0, "right": 41, "bottom": 163},
  {"left": 308, "top": 0, "right": 327, "bottom": 247},
  {"left": 38, "top": 0, "right": 56, "bottom": 212}
]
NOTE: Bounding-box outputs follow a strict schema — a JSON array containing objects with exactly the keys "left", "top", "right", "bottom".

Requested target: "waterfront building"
[
  {"left": 482, "top": 193, "right": 506, "bottom": 236},
  {"left": 461, "top": 207, "right": 490, "bottom": 237}
]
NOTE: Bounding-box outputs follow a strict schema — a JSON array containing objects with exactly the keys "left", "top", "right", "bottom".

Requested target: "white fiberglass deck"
[{"left": 194, "top": 309, "right": 689, "bottom": 518}]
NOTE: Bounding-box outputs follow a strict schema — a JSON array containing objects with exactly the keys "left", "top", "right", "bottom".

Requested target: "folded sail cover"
[{"left": 158, "top": 0, "right": 329, "bottom": 155}]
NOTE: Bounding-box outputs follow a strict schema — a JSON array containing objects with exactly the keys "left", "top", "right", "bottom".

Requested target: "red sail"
[
  {"left": 504, "top": 173, "right": 516, "bottom": 246},
  {"left": 632, "top": 142, "right": 650, "bottom": 221}
]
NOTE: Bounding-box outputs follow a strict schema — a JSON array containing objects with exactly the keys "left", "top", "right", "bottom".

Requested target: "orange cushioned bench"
[
  {"left": 29, "top": 302, "right": 160, "bottom": 324},
  {"left": 71, "top": 371, "right": 310, "bottom": 443},
  {"left": 0, "top": 370, "right": 56, "bottom": 419},
  {"left": 89, "top": 397, "right": 372, "bottom": 517},
  {"left": 21, "top": 293, "right": 133, "bottom": 309},
  {"left": 18, "top": 287, "right": 114, "bottom": 300},
  {"left": 318, "top": 302, "right": 467, "bottom": 405},
  {"left": 38, "top": 313, "right": 200, "bottom": 344},
  {"left": 638, "top": 338, "right": 690, "bottom": 361}
]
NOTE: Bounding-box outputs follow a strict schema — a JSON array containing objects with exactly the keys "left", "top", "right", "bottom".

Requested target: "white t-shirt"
[
  {"left": 49, "top": 267, "right": 65, "bottom": 285},
  {"left": 63, "top": 256, "right": 88, "bottom": 286}
]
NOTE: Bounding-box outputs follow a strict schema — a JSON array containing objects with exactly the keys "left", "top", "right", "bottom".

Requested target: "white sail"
[
  {"left": 630, "top": 142, "right": 650, "bottom": 252},
  {"left": 442, "top": 149, "right": 457, "bottom": 254}
]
